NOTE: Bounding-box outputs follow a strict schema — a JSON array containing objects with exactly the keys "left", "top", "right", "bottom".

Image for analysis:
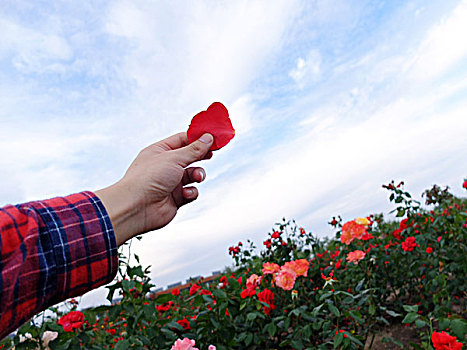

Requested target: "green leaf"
[
  {"left": 312, "top": 320, "right": 323, "bottom": 330},
  {"left": 245, "top": 333, "right": 253, "bottom": 346},
  {"left": 166, "top": 321, "right": 184, "bottom": 331},
  {"left": 349, "top": 310, "right": 364, "bottom": 324},
  {"left": 319, "top": 292, "right": 333, "bottom": 301},
  {"left": 403, "top": 304, "right": 419, "bottom": 313},
  {"left": 439, "top": 318, "right": 450, "bottom": 330},
  {"left": 290, "top": 308, "right": 302, "bottom": 316},
  {"left": 210, "top": 316, "right": 220, "bottom": 328},
  {"left": 402, "top": 312, "right": 418, "bottom": 324},
  {"left": 312, "top": 303, "right": 324, "bottom": 317},
  {"left": 396, "top": 209, "right": 405, "bottom": 217},
  {"left": 302, "top": 324, "right": 312, "bottom": 339},
  {"left": 122, "top": 279, "right": 132, "bottom": 292},
  {"left": 246, "top": 312, "right": 257, "bottom": 321},
  {"left": 328, "top": 303, "right": 340, "bottom": 317},
  {"left": 115, "top": 340, "right": 130, "bottom": 350},
  {"left": 415, "top": 319, "right": 427, "bottom": 328},
  {"left": 346, "top": 333, "right": 364, "bottom": 347},
  {"left": 236, "top": 332, "right": 247, "bottom": 342},
  {"left": 377, "top": 316, "right": 390, "bottom": 326},
  {"left": 291, "top": 339, "right": 304, "bottom": 349},
  {"left": 155, "top": 293, "right": 173, "bottom": 304},
  {"left": 450, "top": 319, "right": 467, "bottom": 339},
  {"left": 128, "top": 266, "right": 144, "bottom": 279},
  {"left": 369, "top": 304, "right": 376, "bottom": 316},
  {"left": 334, "top": 332, "right": 344, "bottom": 348},
  {"left": 49, "top": 338, "right": 72, "bottom": 350},
  {"left": 385, "top": 309, "right": 401, "bottom": 317},
  {"left": 265, "top": 322, "right": 277, "bottom": 337},
  {"left": 212, "top": 289, "right": 227, "bottom": 299},
  {"left": 355, "top": 278, "right": 365, "bottom": 292},
  {"left": 143, "top": 303, "right": 154, "bottom": 318}
]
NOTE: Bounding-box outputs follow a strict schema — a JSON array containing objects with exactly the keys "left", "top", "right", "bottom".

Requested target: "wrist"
[{"left": 95, "top": 180, "right": 142, "bottom": 246}]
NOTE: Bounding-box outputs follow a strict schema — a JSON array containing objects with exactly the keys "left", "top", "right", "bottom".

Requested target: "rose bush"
[{"left": 1, "top": 180, "right": 466, "bottom": 349}]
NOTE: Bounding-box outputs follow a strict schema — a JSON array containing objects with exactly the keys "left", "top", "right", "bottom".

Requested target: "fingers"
[
  {"left": 182, "top": 167, "right": 206, "bottom": 185},
  {"left": 171, "top": 133, "right": 214, "bottom": 168},
  {"left": 204, "top": 151, "right": 213, "bottom": 160},
  {"left": 173, "top": 186, "right": 199, "bottom": 208},
  {"left": 181, "top": 186, "right": 198, "bottom": 204},
  {"left": 152, "top": 132, "right": 190, "bottom": 151}
]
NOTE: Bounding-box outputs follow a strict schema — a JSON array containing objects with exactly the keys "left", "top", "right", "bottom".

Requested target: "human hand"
[{"left": 95, "top": 132, "right": 214, "bottom": 245}]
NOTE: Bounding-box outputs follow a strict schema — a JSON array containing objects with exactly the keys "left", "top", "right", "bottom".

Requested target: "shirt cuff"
[{"left": 30, "top": 191, "right": 118, "bottom": 302}]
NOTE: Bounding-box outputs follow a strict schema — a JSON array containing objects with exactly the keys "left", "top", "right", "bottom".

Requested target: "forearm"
[
  {"left": 0, "top": 192, "right": 118, "bottom": 339},
  {"left": 95, "top": 180, "right": 143, "bottom": 246}
]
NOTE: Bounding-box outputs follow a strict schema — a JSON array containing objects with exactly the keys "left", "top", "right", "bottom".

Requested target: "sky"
[{"left": 1, "top": 0, "right": 466, "bottom": 308}]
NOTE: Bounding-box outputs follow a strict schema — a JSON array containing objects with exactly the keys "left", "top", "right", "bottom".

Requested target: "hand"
[{"left": 95, "top": 132, "right": 214, "bottom": 245}]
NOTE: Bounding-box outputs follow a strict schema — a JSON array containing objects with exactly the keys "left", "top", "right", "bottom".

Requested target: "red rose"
[
  {"left": 335, "top": 259, "right": 342, "bottom": 269},
  {"left": 171, "top": 288, "right": 180, "bottom": 296},
  {"left": 463, "top": 179, "right": 467, "bottom": 189},
  {"left": 402, "top": 236, "right": 417, "bottom": 252},
  {"left": 176, "top": 318, "right": 191, "bottom": 330},
  {"left": 431, "top": 331, "right": 462, "bottom": 350},
  {"left": 271, "top": 231, "right": 281, "bottom": 239},
  {"left": 426, "top": 247, "right": 433, "bottom": 254},
  {"left": 257, "top": 289, "right": 276, "bottom": 315},
  {"left": 58, "top": 311, "right": 85, "bottom": 332},
  {"left": 240, "top": 283, "right": 257, "bottom": 299},
  {"left": 156, "top": 301, "right": 174, "bottom": 312},
  {"left": 263, "top": 239, "right": 272, "bottom": 249},
  {"left": 189, "top": 284, "right": 201, "bottom": 296},
  {"left": 187, "top": 102, "right": 235, "bottom": 151}
]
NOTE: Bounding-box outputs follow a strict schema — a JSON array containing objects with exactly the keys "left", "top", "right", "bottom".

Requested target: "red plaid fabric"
[{"left": 0, "top": 191, "right": 118, "bottom": 338}]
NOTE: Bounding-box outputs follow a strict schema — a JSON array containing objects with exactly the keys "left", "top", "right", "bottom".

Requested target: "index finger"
[{"left": 153, "top": 132, "right": 189, "bottom": 151}]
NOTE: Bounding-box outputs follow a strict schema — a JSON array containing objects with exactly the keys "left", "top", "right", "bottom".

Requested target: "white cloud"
[
  {"left": 289, "top": 50, "right": 321, "bottom": 87},
  {"left": 406, "top": 0, "right": 467, "bottom": 83},
  {"left": 104, "top": 0, "right": 302, "bottom": 131},
  {"left": 0, "top": 18, "right": 73, "bottom": 74}
]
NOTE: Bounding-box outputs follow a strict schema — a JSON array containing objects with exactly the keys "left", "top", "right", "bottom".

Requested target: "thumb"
[{"left": 172, "top": 133, "right": 214, "bottom": 167}]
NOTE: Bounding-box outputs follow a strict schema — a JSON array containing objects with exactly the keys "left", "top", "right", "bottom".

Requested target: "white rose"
[{"left": 42, "top": 331, "right": 58, "bottom": 348}]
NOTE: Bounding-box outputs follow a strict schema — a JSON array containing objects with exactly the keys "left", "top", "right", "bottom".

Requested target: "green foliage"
[{"left": 1, "top": 181, "right": 466, "bottom": 349}]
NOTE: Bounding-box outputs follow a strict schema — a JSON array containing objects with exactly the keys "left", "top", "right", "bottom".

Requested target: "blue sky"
[{"left": 1, "top": 0, "right": 466, "bottom": 307}]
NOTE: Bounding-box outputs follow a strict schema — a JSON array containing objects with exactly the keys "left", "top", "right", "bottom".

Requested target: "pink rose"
[
  {"left": 247, "top": 274, "right": 261, "bottom": 286},
  {"left": 346, "top": 250, "right": 366, "bottom": 264},
  {"left": 171, "top": 338, "right": 199, "bottom": 350},
  {"left": 262, "top": 262, "right": 280, "bottom": 275},
  {"left": 284, "top": 259, "right": 309, "bottom": 277},
  {"left": 275, "top": 267, "right": 297, "bottom": 290}
]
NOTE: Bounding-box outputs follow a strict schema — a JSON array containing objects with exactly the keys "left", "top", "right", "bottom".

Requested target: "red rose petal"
[{"left": 187, "top": 102, "right": 235, "bottom": 151}]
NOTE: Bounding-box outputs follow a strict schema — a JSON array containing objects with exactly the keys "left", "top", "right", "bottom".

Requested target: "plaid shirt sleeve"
[{"left": 0, "top": 191, "right": 118, "bottom": 338}]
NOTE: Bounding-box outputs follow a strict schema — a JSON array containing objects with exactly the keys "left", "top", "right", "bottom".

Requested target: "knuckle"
[{"left": 190, "top": 142, "right": 205, "bottom": 157}]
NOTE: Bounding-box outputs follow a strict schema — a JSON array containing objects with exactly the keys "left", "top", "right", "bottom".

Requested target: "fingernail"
[
  {"left": 186, "top": 189, "right": 194, "bottom": 195},
  {"left": 199, "top": 171, "right": 205, "bottom": 182},
  {"left": 199, "top": 133, "right": 213, "bottom": 144}
]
